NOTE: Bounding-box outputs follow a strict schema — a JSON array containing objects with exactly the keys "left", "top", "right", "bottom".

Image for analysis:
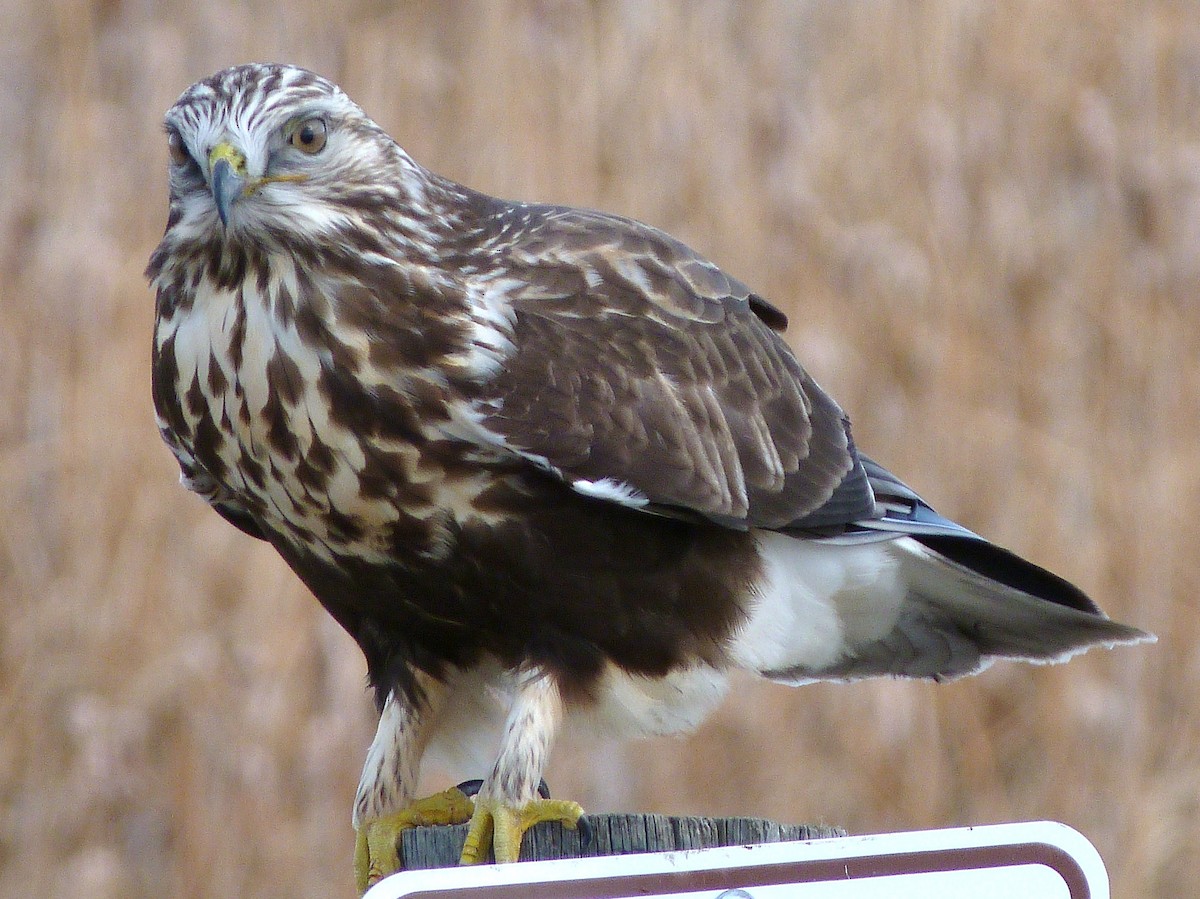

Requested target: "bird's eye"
[
  {"left": 289, "top": 118, "right": 327, "bottom": 155},
  {"left": 167, "top": 130, "right": 191, "bottom": 166}
]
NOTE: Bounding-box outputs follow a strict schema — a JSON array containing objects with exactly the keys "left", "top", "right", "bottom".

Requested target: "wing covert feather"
[{"left": 472, "top": 205, "right": 873, "bottom": 530}]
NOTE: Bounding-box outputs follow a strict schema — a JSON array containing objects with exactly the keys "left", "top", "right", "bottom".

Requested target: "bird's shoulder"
[
  {"left": 465, "top": 200, "right": 789, "bottom": 332},
  {"left": 440, "top": 197, "right": 870, "bottom": 530}
]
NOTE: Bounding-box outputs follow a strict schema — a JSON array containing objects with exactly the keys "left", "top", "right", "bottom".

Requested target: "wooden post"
[{"left": 400, "top": 814, "right": 846, "bottom": 870}]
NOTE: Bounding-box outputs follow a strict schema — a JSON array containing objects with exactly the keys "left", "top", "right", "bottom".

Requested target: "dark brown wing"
[{"left": 473, "top": 205, "right": 873, "bottom": 530}]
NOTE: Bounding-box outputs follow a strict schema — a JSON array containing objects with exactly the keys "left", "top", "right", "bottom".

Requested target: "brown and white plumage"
[{"left": 147, "top": 64, "right": 1150, "bottom": 889}]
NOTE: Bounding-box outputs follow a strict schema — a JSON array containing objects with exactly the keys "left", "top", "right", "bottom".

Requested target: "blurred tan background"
[{"left": 1, "top": 0, "right": 1195, "bottom": 895}]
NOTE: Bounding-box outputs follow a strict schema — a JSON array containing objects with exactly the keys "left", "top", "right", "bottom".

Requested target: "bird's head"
[{"left": 158, "top": 63, "right": 420, "bottom": 249}]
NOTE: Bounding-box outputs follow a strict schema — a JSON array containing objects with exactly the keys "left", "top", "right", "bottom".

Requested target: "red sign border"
[{"left": 396, "top": 839, "right": 1092, "bottom": 898}]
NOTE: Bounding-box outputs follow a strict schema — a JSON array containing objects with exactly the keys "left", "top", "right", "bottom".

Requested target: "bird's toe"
[
  {"left": 459, "top": 795, "right": 584, "bottom": 865},
  {"left": 355, "top": 785, "right": 476, "bottom": 893}
]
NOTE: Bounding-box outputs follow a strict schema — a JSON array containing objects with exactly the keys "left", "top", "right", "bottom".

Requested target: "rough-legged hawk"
[{"left": 147, "top": 64, "right": 1150, "bottom": 892}]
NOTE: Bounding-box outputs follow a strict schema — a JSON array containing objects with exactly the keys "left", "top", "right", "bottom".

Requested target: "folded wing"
[{"left": 467, "top": 204, "right": 873, "bottom": 531}]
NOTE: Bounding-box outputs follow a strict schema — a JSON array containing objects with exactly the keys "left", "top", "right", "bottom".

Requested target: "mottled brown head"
[{"left": 147, "top": 64, "right": 460, "bottom": 290}]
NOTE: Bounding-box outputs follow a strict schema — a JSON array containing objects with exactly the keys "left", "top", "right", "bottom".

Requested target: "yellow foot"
[
  {"left": 459, "top": 795, "right": 584, "bottom": 864},
  {"left": 355, "top": 786, "right": 476, "bottom": 893}
]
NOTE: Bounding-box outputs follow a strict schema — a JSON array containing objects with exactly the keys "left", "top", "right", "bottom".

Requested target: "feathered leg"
[
  {"left": 353, "top": 675, "right": 473, "bottom": 892},
  {"left": 459, "top": 668, "right": 583, "bottom": 864}
]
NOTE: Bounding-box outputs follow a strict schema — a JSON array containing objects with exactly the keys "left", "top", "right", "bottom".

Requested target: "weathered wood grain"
[{"left": 400, "top": 814, "right": 846, "bottom": 870}]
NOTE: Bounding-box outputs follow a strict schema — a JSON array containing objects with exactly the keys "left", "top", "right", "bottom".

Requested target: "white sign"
[{"left": 365, "top": 820, "right": 1108, "bottom": 899}]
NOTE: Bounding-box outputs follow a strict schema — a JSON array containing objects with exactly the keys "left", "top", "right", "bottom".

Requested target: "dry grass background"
[{"left": 1, "top": 0, "right": 1196, "bottom": 895}]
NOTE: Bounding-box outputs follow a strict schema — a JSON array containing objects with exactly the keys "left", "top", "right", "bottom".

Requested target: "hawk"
[{"left": 147, "top": 64, "right": 1150, "bottom": 892}]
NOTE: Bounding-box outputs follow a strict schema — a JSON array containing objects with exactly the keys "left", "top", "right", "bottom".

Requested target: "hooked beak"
[{"left": 208, "top": 141, "right": 247, "bottom": 227}]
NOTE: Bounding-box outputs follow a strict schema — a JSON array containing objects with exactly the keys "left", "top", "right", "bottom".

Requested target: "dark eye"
[
  {"left": 167, "top": 130, "right": 190, "bottom": 166},
  {"left": 289, "top": 118, "right": 327, "bottom": 154}
]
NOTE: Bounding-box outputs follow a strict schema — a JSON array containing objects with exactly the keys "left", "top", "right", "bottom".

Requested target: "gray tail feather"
[
  {"left": 780, "top": 454, "right": 1153, "bottom": 683},
  {"left": 898, "top": 537, "right": 1153, "bottom": 678},
  {"left": 777, "top": 536, "right": 1153, "bottom": 685}
]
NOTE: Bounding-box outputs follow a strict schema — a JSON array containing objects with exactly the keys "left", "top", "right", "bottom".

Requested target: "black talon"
[
  {"left": 455, "top": 778, "right": 484, "bottom": 798},
  {"left": 452, "top": 778, "right": 584, "bottom": 847},
  {"left": 575, "top": 814, "right": 593, "bottom": 850},
  {"left": 455, "top": 778, "right": 552, "bottom": 799}
]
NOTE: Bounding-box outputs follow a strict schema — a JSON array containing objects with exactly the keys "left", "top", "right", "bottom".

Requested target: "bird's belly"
[
  {"left": 728, "top": 531, "right": 907, "bottom": 680},
  {"left": 424, "top": 657, "right": 732, "bottom": 778},
  {"left": 566, "top": 661, "right": 732, "bottom": 739}
]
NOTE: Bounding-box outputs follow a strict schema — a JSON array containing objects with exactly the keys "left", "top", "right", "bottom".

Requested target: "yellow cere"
[
  {"left": 208, "top": 140, "right": 308, "bottom": 194},
  {"left": 208, "top": 141, "right": 247, "bottom": 174}
]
